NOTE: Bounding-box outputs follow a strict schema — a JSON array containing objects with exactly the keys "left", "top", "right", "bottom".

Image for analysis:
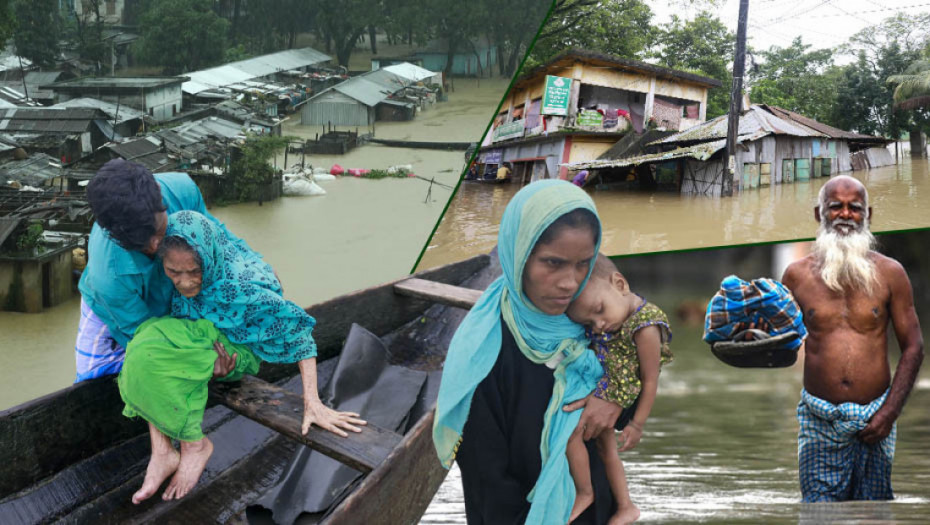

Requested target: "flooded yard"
[
  {"left": 417, "top": 157, "right": 930, "bottom": 270},
  {"left": 0, "top": 77, "right": 510, "bottom": 410}
]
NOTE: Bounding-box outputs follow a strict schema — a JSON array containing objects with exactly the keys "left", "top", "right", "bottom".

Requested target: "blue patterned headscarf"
[
  {"left": 165, "top": 210, "right": 316, "bottom": 363},
  {"left": 433, "top": 179, "right": 604, "bottom": 524}
]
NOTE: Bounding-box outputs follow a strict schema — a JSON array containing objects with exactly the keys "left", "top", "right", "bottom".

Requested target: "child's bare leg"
[
  {"left": 132, "top": 422, "right": 180, "bottom": 504},
  {"left": 597, "top": 431, "right": 639, "bottom": 525},
  {"left": 162, "top": 436, "right": 214, "bottom": 501},
  {"left": 568, "top": 428, "right": 594, "bottom": 522}
]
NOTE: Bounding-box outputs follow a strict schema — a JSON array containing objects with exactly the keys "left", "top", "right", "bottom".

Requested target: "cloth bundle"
[{"left": 703, "top": 275, "right": 807, "bottom": 350}]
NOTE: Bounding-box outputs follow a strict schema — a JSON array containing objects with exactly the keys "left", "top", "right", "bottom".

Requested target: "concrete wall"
[
  {"left": 0, "top": 248, "right": 74, "bottom": 313},
  {"left": 145, "top": 86, "right": 184, "bottom": 122}
]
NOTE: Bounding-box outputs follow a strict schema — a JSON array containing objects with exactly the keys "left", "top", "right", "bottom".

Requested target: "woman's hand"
[
  {"left": 212, "top": 341, "right": 238, "bottom": 379},
  {"left": 617, "top": 421, "right": 643, "bottom": 452},
  {"left": 563, "top": 394, "right": 622, "bottom": 441},
  {"left": 301, "top": 397, "right": 367, "bottom": 437}
]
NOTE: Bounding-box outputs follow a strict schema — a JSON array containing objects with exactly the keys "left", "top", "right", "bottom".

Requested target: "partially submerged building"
[
  {"left": 564, "top": 104, "right": 892, "bottom": 195},
  {"left": 0, "top": 107, "right": 115, "bottom": 163},
  {"left": 300, "top": 64, "right": 440, "bottom": 127},
  {"left": 182, "top": 47, "right": 331, "bottom": 103},
  {"left": 476, "top": 49, "right": 720, "bottom": 182},
  {"left": 413, "top": 38, "right": 497, "bottom": 77},
  {"left": 43, "top": 76, "right": 189, "bottom": 122}
]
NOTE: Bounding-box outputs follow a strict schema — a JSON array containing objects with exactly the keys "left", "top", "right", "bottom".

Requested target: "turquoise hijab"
[
  {"left": 166, "top": 210, "right": 316, "bottom": 364},
  {"left": 433, "top": 179, "right": 604, "bottom": 524}
]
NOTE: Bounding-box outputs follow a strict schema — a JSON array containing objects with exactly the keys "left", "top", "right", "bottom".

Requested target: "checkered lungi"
[
  {"left": 797, "top": 388, "right": 896, "bottom": 502},
  {"left": 74, "top": 297, "right": 126, "bottom": 382}
]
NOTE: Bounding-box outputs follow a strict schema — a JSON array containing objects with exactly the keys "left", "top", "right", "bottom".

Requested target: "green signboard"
[
  {"left": 493, "top": 120, "right": 525, "bottom": 142},
  {"left": 577, "top": 109, "right": 603, "bottom": 127},
  {"left": 542, "top": 75, "right": 572, "bottom": 116}
]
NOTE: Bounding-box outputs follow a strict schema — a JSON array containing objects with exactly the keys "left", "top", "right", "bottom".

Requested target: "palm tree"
[{"left": 888, "top": 60, "right": 930, "bottom": 110}]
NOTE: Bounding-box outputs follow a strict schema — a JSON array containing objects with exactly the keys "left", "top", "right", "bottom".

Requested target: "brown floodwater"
[
  {"left": 0, "top": 77, "right": 510, "bottom": 410},
  {"left": 417, "top": 157, "right": 930, "bottom": 270}
]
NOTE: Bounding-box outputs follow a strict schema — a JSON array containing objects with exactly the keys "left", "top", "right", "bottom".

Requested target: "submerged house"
[
  {"left": 476, "top": 49, "right": 720, "bottom": 182},
  {"left": 300, "top": 64, "right": 439, "bottom": 127},
  {"left": 43, "top": 76, "right": 188, "bottom": 122},
  {"left": 0, "top": 107, "right": 115, "bottom": 163},
  {"left": 414, "top": 37, "right": 497, "bottom": 77},
  {"left": 563, "top": 104, "right": 892, "bottom": 195}
]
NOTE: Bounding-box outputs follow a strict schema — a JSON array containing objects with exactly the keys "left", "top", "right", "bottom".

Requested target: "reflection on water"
[
  {"left": 421, "top": 323, "right": 930, "bottom": 524},
  {"left": 418, "top": 158, "right": 930, "bottom": 269},
  {"left": 0, "top": 78, "right": 510, "bottom": 410}
]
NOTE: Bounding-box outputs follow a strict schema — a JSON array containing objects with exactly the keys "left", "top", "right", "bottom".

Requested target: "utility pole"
[{"left": 723, "top": 0, "right": 749, "bottom": 197}]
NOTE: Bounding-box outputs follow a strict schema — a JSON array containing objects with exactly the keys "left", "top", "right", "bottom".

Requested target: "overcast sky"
[{"left": 645, "top": 0, "right": 930, "bottom": 60}]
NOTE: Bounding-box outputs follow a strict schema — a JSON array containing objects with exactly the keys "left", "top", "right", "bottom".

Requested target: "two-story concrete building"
[
  {"left": 43, "top": 76, "right": 188, "bottom": 122},
  {"left": 476, "top": 49, "right": 721, "bottom": 182}
]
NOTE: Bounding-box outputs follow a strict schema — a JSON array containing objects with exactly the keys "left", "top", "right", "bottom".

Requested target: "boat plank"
[
  {"left": 209, "top": 376, "right": 402, "bottom": 474},
  {"left": 393, "top": 278, "right": 481, "bottom": 310},
  {"left": 323, "top": 409, "right": 446, "bottom": 525}
]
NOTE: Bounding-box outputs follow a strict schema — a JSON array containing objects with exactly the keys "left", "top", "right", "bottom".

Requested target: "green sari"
[{"left": 118, "top": 316, "right": 260, "bottom": 441}]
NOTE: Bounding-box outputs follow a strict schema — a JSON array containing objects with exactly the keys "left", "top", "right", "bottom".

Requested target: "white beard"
[{"left": 813, "top": 218, "right": 877, "bottom": 295}]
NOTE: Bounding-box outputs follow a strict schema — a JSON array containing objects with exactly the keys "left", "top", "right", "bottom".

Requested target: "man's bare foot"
[
  {"left": 162, "top": 437, "right": 213, "bottom": 501},
  {"left": 132, "top": 448, "right": 180, "bottom": 504},
  {"left": 608, "top": 504, "right": 640, "bottom": 525},
  {"left": 569, "top": 490, "right": 594, "bottom": 522}
]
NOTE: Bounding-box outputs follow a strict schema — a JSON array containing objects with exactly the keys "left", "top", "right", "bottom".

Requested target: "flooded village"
[
  {"left": 0, "top": 0, "right": 527, "bottom": 410},
  {"left": 420, "top": 38, "right": 930, "bottom": 268}
]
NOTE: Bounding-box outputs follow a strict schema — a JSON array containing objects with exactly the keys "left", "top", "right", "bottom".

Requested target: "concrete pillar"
[
  {"left": 910, "top": 130, "right": 927, "bottom": 158},
  {"left": 644, "top": 77, "right": 656, "bottom": 129}
]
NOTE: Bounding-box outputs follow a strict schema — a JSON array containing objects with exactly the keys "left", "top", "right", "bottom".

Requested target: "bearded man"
[{"left": 782, "top": 175, "right": 923, "bottom": 502}]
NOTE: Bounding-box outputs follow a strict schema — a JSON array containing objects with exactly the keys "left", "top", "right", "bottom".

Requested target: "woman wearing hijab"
[
  {"left": 433, "top": 180, "right": 620, "bottom": 524},
  {"left": 118, "top": 210, "right": 365, "bottom": 505}
]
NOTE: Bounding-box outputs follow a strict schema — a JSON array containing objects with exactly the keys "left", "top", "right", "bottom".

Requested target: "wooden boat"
[
  {"left": 366, "top": 138, "right": 472, "bottom": 151},
  {"left": 462, "top": 177, "right": 511, "bottom": 185},
  {"left": 0, "top": 255, "right": 495, "bottom": 524}
]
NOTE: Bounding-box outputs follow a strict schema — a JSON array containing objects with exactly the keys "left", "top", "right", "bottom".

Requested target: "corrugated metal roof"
[
  {"left": 314, "top": 69, "right": 409, "bottom": 107},
  {"left": 183, "top": 47, "right": 331, "bottom": 94},
  {"left": 46, "top": 76, "right": 188, "bottom": 90},
  {"left": 564, "top": 139, "right": 727, "bottom": 170},
  {"left": 652, "top": 105, "right": 825, "bottom": 145},
  {"left": 0, "top": 153, "right": 62, "bottom": 186},
  {"left": 0, "top": 107, "right": 107, "bottom": 134},
  {"left": 52, "top": 97, "right": 143, "bottom": 123},
  {"left": 758, "top": 105, "right": 889, "bottom": 143},
  {"left": 107, "top": 136, "right": 173, "bottom": 172},
  {"left": 382, "top": 63, "right": 438, "bottom": 82}
]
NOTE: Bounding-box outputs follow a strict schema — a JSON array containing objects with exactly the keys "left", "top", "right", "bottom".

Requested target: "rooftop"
[
  {"left": 44, "top": 76, "right": 189, "bottom": 90},
  {"left": 514, "top": 48, "right": 723, "bottom": 90},
  {"left": 183, "top": 47, "right": 331, "bottom": 95}
]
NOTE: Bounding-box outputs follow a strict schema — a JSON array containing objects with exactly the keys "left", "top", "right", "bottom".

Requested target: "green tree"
[
  {"left": 428, "top": 0, "right": 488, "bottom": 78},
  {"left": 135, "top": 0, "right": 228, "bottom": 74},
  {"left": 831, "top": 12, "right": 928, "bottom": 137},
  {"left": 528, "top": 0, "right": 656, "bottom": 69},
  {"left": 485, "top": 0, "right": 552, "bottom": 77},
  {"left": 230, "top": 134, "right": 292, "bottom": 203},
  {"left": 12, "top": 0, "right": 61, "bottom": 68},
  {"left": 0, "top": 0, "right": 14, "bottom": 47},
  {"left": 888, "top": 60, "right": 930, "bottom": 110},
  {"left": 653, "top": 11, "right": 734, "bottom": 118},
  {"left": 314, "top": 0, "right": 381, "bottom": 68},
  {"left": 747, "top": 37, "right": 839, "bottom": 124}
]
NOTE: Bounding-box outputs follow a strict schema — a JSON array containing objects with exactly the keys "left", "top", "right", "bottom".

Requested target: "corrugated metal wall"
[{"left": 301, "top": 92, "right": 372, "bottom": 127}]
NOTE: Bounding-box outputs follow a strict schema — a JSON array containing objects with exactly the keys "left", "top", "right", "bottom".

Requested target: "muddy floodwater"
[
  {"left": 0, "top": 77, "right": 510, "bottom": 410},
  {"left": 421, "top": 317, "right": 930, "bottom": 524},
  {"left": 418, "top": 157, "right": 930, "bottom": 270}
]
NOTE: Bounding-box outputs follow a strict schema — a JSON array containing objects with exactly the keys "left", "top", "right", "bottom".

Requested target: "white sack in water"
[
  {"left": 387, "top": 164, "right": 413, "bottom": 174},
  {"left": 313, "top": 173, "right": 336, "bottom": 181},
  {"left": 283, "top": 178, "right": 326, "bottom": 196}
]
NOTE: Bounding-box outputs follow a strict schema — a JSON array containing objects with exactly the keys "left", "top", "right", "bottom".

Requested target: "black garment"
[{"left": 456, "top": 319, "right": 617, "bottom": 524}]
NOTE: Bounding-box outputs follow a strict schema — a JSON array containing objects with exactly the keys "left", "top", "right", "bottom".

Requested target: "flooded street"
[
  {"left": 422, "top": 319, "right": 930, "bottom": 524},
  {"left": 418, "top": 157, "right": 930, "bottom": 269},
  {"left": 0, "top": 77, "right": 510, "bottom": 410}
]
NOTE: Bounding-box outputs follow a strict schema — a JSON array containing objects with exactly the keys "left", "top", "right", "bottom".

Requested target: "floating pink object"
[{"left": 330, "top": 164, "right": 344, "bottom": 175}]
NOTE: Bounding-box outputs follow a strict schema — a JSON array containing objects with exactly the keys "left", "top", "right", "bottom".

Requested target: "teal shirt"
[{"left": 79, "top": 173, "right": 219, "bottom": 348}]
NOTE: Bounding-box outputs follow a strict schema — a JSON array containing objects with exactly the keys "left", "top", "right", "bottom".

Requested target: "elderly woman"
[
  {"left": 433, "top": 180, "right": 622, "bottom": 524},
  {"left": 118, "top": 210, "right": 364, "bottom": 504}
]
